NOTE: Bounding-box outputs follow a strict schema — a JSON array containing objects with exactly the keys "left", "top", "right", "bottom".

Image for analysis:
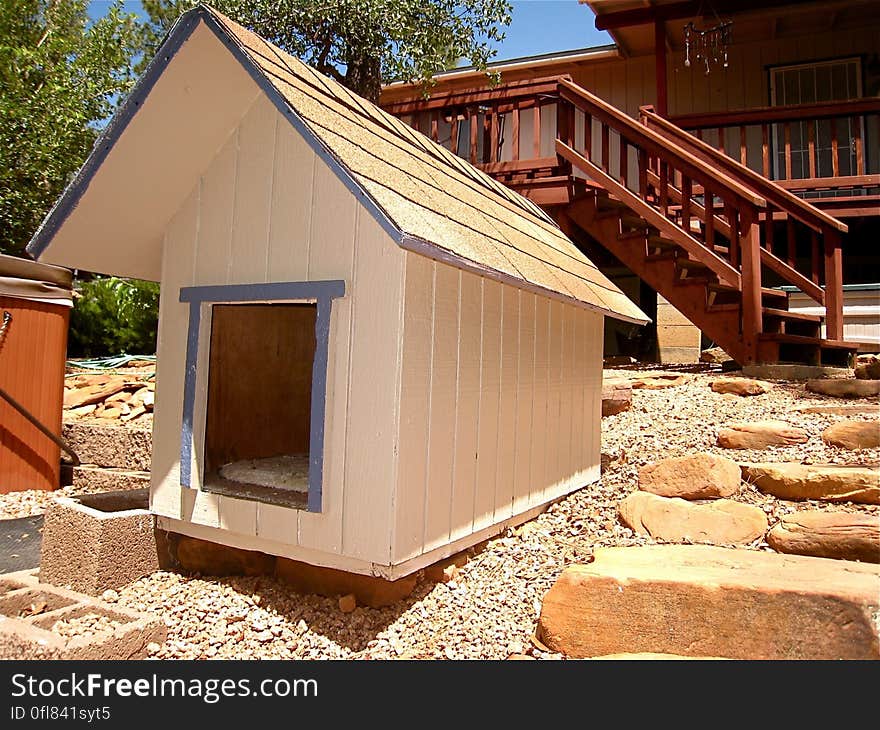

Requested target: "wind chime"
[{"left": 684, "top": 18, "right": 733, "bottom": 75}]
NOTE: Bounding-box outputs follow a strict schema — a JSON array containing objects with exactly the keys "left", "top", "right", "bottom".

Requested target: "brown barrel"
[{"left": 0, "top": 254, "right": 73, "bottom": 493}]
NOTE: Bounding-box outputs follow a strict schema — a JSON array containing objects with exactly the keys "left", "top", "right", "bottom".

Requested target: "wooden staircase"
[{"left": 548, "top": 79, "right": 858, "bottom": 366}]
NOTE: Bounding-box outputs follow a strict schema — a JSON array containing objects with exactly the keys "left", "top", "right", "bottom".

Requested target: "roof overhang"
[{"left": 26, "top": 12, "right": 262, "bottom": 279}]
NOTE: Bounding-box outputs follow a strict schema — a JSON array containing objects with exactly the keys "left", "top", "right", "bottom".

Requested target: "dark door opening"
[{"left": 203, "top": 302, "right": 316, "bottom": 508}]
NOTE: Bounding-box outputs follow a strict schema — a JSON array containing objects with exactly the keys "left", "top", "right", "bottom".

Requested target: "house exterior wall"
[
  {"left": 392, "top": 252, "right": 605, "bottom": 568},
  {"left": 151, "top": 93, "right": 407, "bottom": 573}
]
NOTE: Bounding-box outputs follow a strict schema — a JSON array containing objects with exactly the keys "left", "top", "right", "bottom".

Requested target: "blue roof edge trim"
[{"left": 25, "top": 5, "right": 403, "bottom": 260}]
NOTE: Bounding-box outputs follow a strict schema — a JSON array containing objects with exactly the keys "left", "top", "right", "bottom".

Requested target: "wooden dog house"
[{"left": 27, "top": 6, "right": 646, "bottom": 579}]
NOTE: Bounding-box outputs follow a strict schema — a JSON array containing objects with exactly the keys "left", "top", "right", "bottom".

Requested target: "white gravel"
[{"left": 4, "top": 370, "right": 878, "bottom": 658}]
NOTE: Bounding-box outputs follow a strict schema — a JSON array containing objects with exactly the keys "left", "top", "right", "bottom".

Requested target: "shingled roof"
[{"left": 27, "top": 5, "right": 647, "bottom": 324}]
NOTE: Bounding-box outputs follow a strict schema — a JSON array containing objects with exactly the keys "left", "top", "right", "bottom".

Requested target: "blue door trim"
[{"left": 178, "top": 279, "right": 345, "bottom": 513}]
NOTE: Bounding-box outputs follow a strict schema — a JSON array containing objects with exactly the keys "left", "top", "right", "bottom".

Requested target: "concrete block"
[
  {"left": 61, "top": 464, "right": 151, "bottom": 492},
  {"left": 0, "top": 577, "right": 164, "bottom": 659},
  {"left": 62, "top": 422, "right": 152, "bottom": 471},
  {"left": 40, "top": 489, "right": 160, "bottom": 595}
]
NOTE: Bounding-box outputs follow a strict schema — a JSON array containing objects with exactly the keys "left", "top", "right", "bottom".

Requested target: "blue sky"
[{"left": 87, "top": 0, "right": 611, "bottom": 60}]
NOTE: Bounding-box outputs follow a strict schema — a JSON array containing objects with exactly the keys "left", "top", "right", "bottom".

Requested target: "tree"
[
  {"left": 0, "top": 0, "right": 143, "bottom": 255},
  {"left": 141, "top": 0, "right": 512, "bottom": 102}
]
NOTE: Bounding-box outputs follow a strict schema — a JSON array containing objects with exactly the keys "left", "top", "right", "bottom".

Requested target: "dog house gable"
[{"left": 27, "top": 6, "right": 647, "bottom": 576}]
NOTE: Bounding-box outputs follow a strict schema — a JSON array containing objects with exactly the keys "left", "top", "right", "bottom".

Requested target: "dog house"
[{"left": 27, "top": 7, "right": 647, "bottom": 579}]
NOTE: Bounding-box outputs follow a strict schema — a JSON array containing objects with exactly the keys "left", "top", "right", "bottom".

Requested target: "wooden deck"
[{"left": 382, "top": 77, "right": 873, "bottom": 365}]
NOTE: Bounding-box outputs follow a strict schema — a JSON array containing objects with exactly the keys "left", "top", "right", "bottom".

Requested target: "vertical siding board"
[
  {"left": 230, "top": 96, "right": 276, "bottom": 283},
  {"left": 450, "top": 272, "right": 481, "bottom": 541},
  {"left": 151, "top": 185, "right": 200, "bottom": 519},
  {"left": 296, "top": 156, "right": 359, "bottom": 553},
  {"left": 392, "top": 252, "right": 433, "bottom": 562},
  {"left": 585, "top": 313, "right": 603, "bottom": 470},
  {"left": 474, "top": 278, "right": 502, "bottom": 531},
  {"left": 423, "top": 264, "right": 460, "bottom": 553},
  {"left": 528, "top": 296, "right": 550, "bottom": 509},
  {"left": 512, "top": 293, "right": 535, "bottom": 515},
  {"left": 542, "top": 299, "right": 563, "bottom": 503},
  {"left": 557, "top": 304, "right": 575, "bottom": 486},
  {"left": 267, "top": 119, "right": 314, "bottom": 281},
  {"left": 195, "top": 132, "right": 237, "bottom": 285},
  {"left": 339, "top": 210, "right": 403, "bottom": 562},
  {"left": 570, "top": 308, "right": 587, "bottom": 479},
  {"left": 494, "top": 286, "right": 518, "bottom": 521}
]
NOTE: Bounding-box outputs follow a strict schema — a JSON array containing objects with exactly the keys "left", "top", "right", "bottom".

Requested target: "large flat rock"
[
  {"left": 618, "top": 492, "right": 767, "bottom": 545},
  {"left": 537, "top": 545, "right": 880, "bottom": 659},
  {"left": 822, "top": 420, "right": 880, "bottom": 450},
  {"left": 639, "top": 453, "right": 741, "bottom": 499},
  {"left": 717, "top": 421, "right": 809, "bottom": 450},
  {"left": 742, "top": 463, "right": 879, "bottom": 504},
  {"left": 806, "top": 379, "right": 880, "bottom": 398},
  {"left": 767, "top": 511, "right": 880, "bottom": 563}
]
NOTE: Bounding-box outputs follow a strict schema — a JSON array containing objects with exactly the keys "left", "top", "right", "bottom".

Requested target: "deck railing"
[
  {"left": 383, "top": 76, "right": 850, "bottom": 341},
  {"left": 669, "top": 99, "right": 880, "bottom": 196}
]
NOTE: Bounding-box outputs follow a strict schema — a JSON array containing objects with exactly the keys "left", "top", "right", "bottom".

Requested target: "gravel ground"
[{"left": 3, "top": 370, "right": 878, "bottom": 659}]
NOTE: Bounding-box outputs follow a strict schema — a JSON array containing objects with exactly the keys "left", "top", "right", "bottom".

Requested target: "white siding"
[
  {"left": 391, "top": 255, "right": 604, "bottom": 565},
  {"left": 152, "top": 93, "right": 405, "bottom": 570}
]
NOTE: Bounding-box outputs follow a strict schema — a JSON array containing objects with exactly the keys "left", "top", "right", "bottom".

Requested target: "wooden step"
[
  {"left": 596, "top": 197, "right": 627, "bottom": 212},
  {"left": 762, "top": 307, "right": 822, "bottom": 324},
  {"left": 708, "top": 283, "right": 788, "bottom": 305},
  {"left": 758, "top": 333, "right": 858, "bottom": 350},
  {"left": 620, "top": 214, "right": 649, "bottom": 230}
]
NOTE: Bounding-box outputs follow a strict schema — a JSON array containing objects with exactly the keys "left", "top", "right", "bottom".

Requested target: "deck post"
[
  {"left": 739, "top": 209, "right": 763, "bottom": 362},
  {"left": 823, "top": 229, "right": 844, "bottom": 341},
  {"left": 654, "top": 19, "right": 668, "bottom": 117}
]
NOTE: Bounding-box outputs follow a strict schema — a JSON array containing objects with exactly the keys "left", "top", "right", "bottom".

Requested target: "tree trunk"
[{"left": 344, "top": 53, "right": 382, "bottom": 104}]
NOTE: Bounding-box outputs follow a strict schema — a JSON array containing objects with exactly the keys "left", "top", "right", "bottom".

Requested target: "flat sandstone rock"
[
  {"left": 767, "top": 511, "right": 880, "bottom": 563},
  {"left": 806, "top": 379, "right": 880, "bottom": 398},
  {"left": 717, "top": 421, "right": 809, "bottom": 449},
  {"left": 710, "top": 378, "right": 773, "bottom": 396},
  {"left": 601, "top": 380, "right": 632, "bottom": 417},
  {"left": 537, "top": 545, "right": 880, "bottom": 659},
  {"left": 618, "top": 492, "right": 767, "bottom": 545},
  {"left": 741, "top": 462, "right": 879, "bottom": 504},
  {"left": 821, "top": 420, "right": 880, "bottom": 450},
  {"left": 638, "top": 453, "right": 741, "bottom": 499}
]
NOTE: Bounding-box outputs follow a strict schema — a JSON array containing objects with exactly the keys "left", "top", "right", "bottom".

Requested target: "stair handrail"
[
  {"left": 557, "top": 78, "right": 767, "bottom": 210},
  {"left": 639, "top": 105, "right": 848, "bottom": 235}
]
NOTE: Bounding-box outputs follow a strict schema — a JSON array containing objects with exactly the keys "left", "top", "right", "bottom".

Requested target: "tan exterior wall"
[
  {"left": 151, "top": 93, "right": 406, "bottom": 572},
  {"left": 656, "top": 295, "right": 702, "bottom": 364},
  {"left": 392, "top": 253, "right": 604, "bottom": 566}
]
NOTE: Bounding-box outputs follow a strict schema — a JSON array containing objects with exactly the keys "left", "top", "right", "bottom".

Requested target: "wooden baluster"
[
  {"left": 450, "top": 114, "right": 459, "bottom": 156},
  {"left": 705, "top": 190, "right": 715, "bottom": 251},
  {"left": 533, "top": 104, "right": 541, "bottom": 159},
  {"left": 490, "top": 109, "right": 499, "bottom": 163},
  {"left": 786, "top": 218, "right": 797, "bottom": 269},
  {"left": 824, "top": 229, "right": 844, "bottom": 340},
  {"left": 764, "top": 204, "right": 775, "bottom": 256},
  {"left": 601, "top": 124, "right": 610, "bottom": 173},
  {"left": 831, "top": 120, "right": 840, "bottom": 176},
  {"left": 740, "top": 126, "right": 748, "bottom": 166},
  {"left": 808, "top": 119, "right": 817, "bottom": 179},
  {"left": 619, "top": 137, "right": 628, "bottom": 188},
  {"left": 469, "top": 111, "right": 478, "bottom": 165},
  {"left": 740, "top": 209, "right": 764, "bottom": 360},
  {"left": 854, "top": 117, "right": 864, "bottom": 175},
  {"left": 784, "top": 122, "right": 792, "bottom": 179},
  {"left": 638, "top": 149, "right": 648, "bottom": 201},
  {"left": 659, "top": 162, "right": 669, "bottom": 217},
  {"left": 762, "top": 124, "right": 770, "bottom": 178},
  {"left": 811, "top": 231, "right": 821, "bottom": 285},
  {"left": 717, "top": 126, "right": 725, "bottom": 156},
  {"left": 696, "top": 129, "right": 704, "bottom": 141},
  {"left": 431, "top": 111, "right": 439, "bottom": 143},
  {"left": 584, "top": 112, "right": 592, "bottom": 161},
  {"left": 681, "top": 176, "right": 692, "bottom": 234},
  {"left": 726, "top": 203, "right": 739, "bottom": 268},
  {"left": 511, "top": 105, "right": 519, "bottom": 162}
]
